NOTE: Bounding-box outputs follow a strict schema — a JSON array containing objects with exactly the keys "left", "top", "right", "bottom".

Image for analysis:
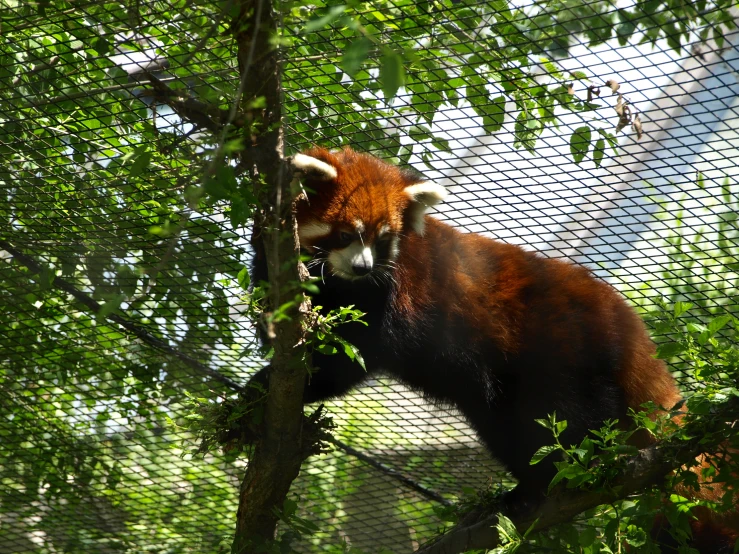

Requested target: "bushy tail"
[
  {"left": 690, "top": 518, "right": 739, "bottom": 554},
  {"left": 653, "top": 451, "right": 739, "bottom": 553},
  {"left": 652, "top": 514, "right": 738, "bottom": 553}
]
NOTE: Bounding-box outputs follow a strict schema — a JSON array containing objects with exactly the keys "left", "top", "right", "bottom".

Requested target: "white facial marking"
[
  {"left": 328, "top": 241, "right": 376, "bottom": 279},
  {"left": 356, "top": 246, "right": 374, "bottom": 268},
  {"left": 291, "top": 154, "right": 338, "bottom": 180},
  {"left": 298, "top": 221, "right": 331, "bottom": 248},
  {"left": 378, "top": 223, "right": 390, "bottom": 236},
  {"left": 354, "top": 220, "right": 365, "bottom": 234},
  {"left": 403, "top": 181, "right": 448, "bottom": 235}
]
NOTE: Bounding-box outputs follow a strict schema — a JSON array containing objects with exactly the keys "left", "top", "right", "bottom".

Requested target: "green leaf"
[
  {"left": 91, "top": 36, "right": 111, "bottom": 56},
  {"left": 534, "top": 417, "right": 553, "bottom": 430},
  {"left": 315, "top": 343, "right": 338, "bottom": 355},
  {"left": 598, "top": 128, "right": 619, "bottom": 153},
  {"left": 409, "top": 124, "right": 433, "bottom": 142},
  {"left": 572, "top": 448, "right": 589, "bottom": 461},
  {"left": 569, "top": 126, "right": 591, "bottom": 164},
  {"left": 626, "top": 527, "right": 648, "bottom": 548},
  {"left": 530, "top": 444, "right": 558, "bottom": 465},
  {"left": 229, "top": 196, "right": 252, "bottom": 229},
  {"left": 341, "top": 37, "right": 372, "bottom": 77},
  {"left": 666, "top": 26, "right": 681, "bottom": 53},
  {"left": 379, "top": 49, "right": 404, "bottom": 101},
  {"left": 301, "top": 281, "right": 320, "bottom": 294},
  {"left": 708, "top": 314, "right": 733, "bottom": 334},
  {"left": 97, "top": 294, "right": 126, "bottom": 322},
  {"left": 604, "top": 518, "right": 619, "bottom": 542},
  {"left": 343, "top": 341, "right": 366, "bottom": 370},
  {"left": 304, "top": 5, "right": 346, "bottom": 33},
  {"left": 673, "top": 301, "right": 693, "bottom": 317},
  {"left": 548, "top": 467, "right": 573, "bottom": 491},
  {"left": 116, "top": 266, "right": 138, "bottom": 297},
  {"left": 656, "top": 342, "right": 685, "bottom": 359},
  {"left": 129, "top": 150, "right": 152, "bottom": 177},
  {"left": 237, "top": 266, "right": 250, "bottom": 290},
  {"left": 593, "top": 138, "right": 605, "bottom": 168},
  {"left": 514, "top": 113, "right": 540, "bottom": 152},
  {"left": 432, "top": 137, "right": 451, "bottom": 153},
  {"left": 611, "top": 444, "right": 638, "bottom": 456},
  {"left": 206, "top": 165, "right": 237, "bottom": 200},
  {"left": 616, "top": 22, "right": 636, "bottom": 45},
  {"left": 686, "top": 322, "right": 707, "bottom": 334},
  {"left": 580, "top": 438, "right": 595, "bottom": 463},
  {"left": 283, "top": 498, "right": 298, "bottom": 517},
  {"left": 555, "top": 420, "right": 568, "bottom": 434},
  {"left": 483, "top": 96, "right": 506, "bottom": 133},
  {"left": 333, "top": 336, "right": 366, "bottom": 370},
  {"left": 713, "top": 26, "right": 725, "bottom": 49},
  {"left": 496, "top": 515, "right": 521, "bottom": 541}
]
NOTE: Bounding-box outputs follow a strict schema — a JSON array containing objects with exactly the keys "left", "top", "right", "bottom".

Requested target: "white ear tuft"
[
  {"left": 292, "top": 153, "right": 337, "bottom": 181},
  {"left": 403, "top": 181, "right": 448, "bottom": 235}
]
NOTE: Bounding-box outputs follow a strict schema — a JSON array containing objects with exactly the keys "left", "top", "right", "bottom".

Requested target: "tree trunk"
[{"left": 231, "top": 0, "right": 314, "bottom": 551}]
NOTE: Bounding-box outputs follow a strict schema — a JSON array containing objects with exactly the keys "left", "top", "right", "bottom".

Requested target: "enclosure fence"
[{"left": 1, "top": 1, "right": 739, "bottom": 552}]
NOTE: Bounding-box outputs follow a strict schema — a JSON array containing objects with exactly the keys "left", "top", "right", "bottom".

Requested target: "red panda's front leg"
[
  {"left": 246, "top": 349, "right": 371, "bottom": 406},
  {"left": 302, "top": 350, "right": 373, "bottom": 404}
]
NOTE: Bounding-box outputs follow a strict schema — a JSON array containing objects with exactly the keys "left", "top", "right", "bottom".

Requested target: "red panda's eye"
[{"left": 339, "top": 231, "right": 354, "bottom": 246}]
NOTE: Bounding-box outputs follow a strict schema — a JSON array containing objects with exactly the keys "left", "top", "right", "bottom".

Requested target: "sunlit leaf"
[
  {"left": 379, "top": 48, "right": 404, "bottom": 101},
  {"left": 304, "top": 5, "right": 346, "bottom": 33},
  {"left": 570, "top": 126, "right": 591, "bottom": 164},
  {"left": 341, "top": 37, "right": 372, "bottom": 77}
]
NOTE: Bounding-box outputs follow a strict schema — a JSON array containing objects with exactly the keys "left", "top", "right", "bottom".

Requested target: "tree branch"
[
  {"left": 0, "top": 239, "right": 243, "bottom": 391},
  {"left": 142, "top": 72, "right": 247, "bottom": 133},
  {"left": 416, "top": 399, "right": 739, "bottom": 554},
  {"left": 328, "top": 437, "right": 454, "bottom": 507}
]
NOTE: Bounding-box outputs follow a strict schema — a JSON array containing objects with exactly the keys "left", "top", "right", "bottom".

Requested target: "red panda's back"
[{"left": 394, "top": 216, "right": 681, "bottom": 415}]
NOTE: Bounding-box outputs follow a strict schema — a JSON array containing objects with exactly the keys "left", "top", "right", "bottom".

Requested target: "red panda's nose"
[
  {"left": 351, "top": 247, "right": 374, "bottom": 276},
  {"left": 352, "top": 262, "right": 372, "bottom": 276}
]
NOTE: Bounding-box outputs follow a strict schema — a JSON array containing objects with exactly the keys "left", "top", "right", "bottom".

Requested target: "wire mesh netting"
[{"left": 1, "top": 0, "right": 738, "bottom": 552}]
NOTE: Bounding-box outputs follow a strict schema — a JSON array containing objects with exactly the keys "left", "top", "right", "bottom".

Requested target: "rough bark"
[
  {"left": 416, "top": 399, "right": 739, "bottom": 554},
  {"left": 231, "top": 0, "right": 315, "bottom": 551}
]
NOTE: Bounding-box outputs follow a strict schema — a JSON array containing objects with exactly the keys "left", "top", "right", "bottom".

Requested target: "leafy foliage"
[
  {"left": 2, "top": 0, "right": 738, "bottom": 551},
  {"left": 307, "top": 304, "right": 368, "bottom": 370}
]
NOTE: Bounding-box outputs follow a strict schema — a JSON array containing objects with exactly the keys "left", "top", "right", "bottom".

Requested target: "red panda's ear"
[
  {"left": 403, "top": 182, "right": 447, "bottom": 235},
  {"left": 291, "top": 153, "right": 337, "bottom": 181}
]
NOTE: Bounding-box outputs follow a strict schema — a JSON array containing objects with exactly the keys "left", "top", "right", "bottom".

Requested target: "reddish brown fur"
[
  {"left": 253, "top": 147, "right": 737, "bottom": 551},
  {"left": 295, "top": 147, "right": 682, "bottom": 414},
  {"left": 397, "top": 221, "right": 683, "bottom": 412},
  {"left": 297, "top": 147, "right": 413, "bottom": 242}
]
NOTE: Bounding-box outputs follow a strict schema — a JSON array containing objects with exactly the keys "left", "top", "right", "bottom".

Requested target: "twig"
[{"left": 329, "top": 437, "right": 453, "bottom": 506}]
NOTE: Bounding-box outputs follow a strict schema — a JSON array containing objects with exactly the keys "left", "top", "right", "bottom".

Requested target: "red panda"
[{"left": 250, "top": 146, "right": 737, "bottom": 551}]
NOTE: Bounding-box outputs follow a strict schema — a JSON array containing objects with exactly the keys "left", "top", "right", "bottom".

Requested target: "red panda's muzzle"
[{"left": 328, "top": 241, "right": 376, "bottom": 279}]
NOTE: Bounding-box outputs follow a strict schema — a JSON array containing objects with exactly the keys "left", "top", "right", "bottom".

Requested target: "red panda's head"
[{"left": 291, "top": 147, "right": 447, "bottom": 281}]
